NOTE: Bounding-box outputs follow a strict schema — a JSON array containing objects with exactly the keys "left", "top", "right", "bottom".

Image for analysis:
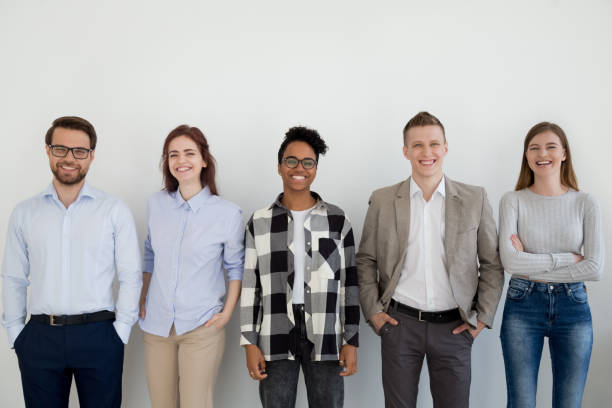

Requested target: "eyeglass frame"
[
  {"left": 47, "top": 144, "right": 94, "bottom": 160},
  {"left": 282, "top": 156, "right": 318, "bottom": 169}
]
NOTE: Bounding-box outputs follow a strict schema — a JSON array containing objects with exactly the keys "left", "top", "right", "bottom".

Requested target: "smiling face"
[
  {"left": 525, "top": 130, "right": 566, "bottom": 179},
  {"left": 46, "top": 127, "right": 94, "bottom": 186},
  {"left": 278, "top": 141, "right": 317, "bottom": 194},
  {"left": 167, "top": 135, "right": 207, "bottom": 187},
  {"left": 403, "top": 125, "right": 448, "bottom": 181}
]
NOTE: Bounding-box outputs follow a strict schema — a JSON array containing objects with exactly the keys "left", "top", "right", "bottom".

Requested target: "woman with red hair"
[{"left": 138, "top": 125, "right": 244, "bottom": 408}]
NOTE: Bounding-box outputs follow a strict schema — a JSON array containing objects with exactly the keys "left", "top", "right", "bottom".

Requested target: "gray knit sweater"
[{"left": 498, "top": 188, "right": 604, "bottom": 282}]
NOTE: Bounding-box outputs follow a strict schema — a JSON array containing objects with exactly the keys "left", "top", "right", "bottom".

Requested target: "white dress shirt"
[
  {"left": 393, "top": 177, "right": 457, "bottom": 312},
  {"left": 1, "top": 182, "right": 142, "bottom": 347}
]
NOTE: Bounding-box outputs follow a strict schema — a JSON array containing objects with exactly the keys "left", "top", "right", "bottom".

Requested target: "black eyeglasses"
[
  {"left": 48, "top": 144, "right": 93, "bottom": 160},
  {"left": 283, "top": 156, "right": 317, "bottom": 170}
]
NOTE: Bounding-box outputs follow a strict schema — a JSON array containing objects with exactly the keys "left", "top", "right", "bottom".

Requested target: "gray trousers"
[{"left": 381, "top": 307, "right": 473, "bottom": 408}]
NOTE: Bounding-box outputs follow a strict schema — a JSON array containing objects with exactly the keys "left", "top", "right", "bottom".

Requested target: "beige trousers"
[{"left": 143, "top": 324, "right": 225, "bottom": 408}]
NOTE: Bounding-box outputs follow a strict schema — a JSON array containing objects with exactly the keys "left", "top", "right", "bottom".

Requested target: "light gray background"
[{"left": 1, "top": 0, "right": 610, "bottom": 406}]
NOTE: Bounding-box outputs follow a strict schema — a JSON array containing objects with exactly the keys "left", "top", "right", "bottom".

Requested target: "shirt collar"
[
  {"left": 410, "top": 176, "right": 446, "bottom": 199},
  {"left": 43, "top": 181, "right": 97, "bottom": 203},
  {"left": 172, "top": 185, "right": 212, "bottom": 212},
  {"left": 269, "top": 191, "right": 327, "bottom": 211}
]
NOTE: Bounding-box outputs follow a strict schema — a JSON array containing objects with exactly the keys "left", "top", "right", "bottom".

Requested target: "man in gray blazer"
[{"left": 356, "top": 112, "right": 504, "bottom": 408}]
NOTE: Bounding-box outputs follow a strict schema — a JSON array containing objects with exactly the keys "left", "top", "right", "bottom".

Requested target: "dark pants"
[
  {"left": 13, "top": 319, "right": 124, "bottom": 408},
  {"left": 381, "top": 306, "right": 473, "bottom": 408},
  {"left": 259, "top": 305, "right": 344, "bottom": 408}
]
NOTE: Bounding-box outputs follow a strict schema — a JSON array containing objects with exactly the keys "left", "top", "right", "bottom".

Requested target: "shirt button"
[{"left": 307, "top": 242, "right": 311, "bottom": 246}]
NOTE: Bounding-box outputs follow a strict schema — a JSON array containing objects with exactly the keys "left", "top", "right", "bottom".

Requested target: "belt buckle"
[
  {"left": 50, "top": 315, "right": 62, "bottom": 326},
  {"left": 418, "top": 310, "right": 424, "bottom": 322}
]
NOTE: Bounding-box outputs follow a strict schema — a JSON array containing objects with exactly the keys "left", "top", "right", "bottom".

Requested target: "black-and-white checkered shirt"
[{"left": 240, "top": 193, "right": 360, "bottom": 361}]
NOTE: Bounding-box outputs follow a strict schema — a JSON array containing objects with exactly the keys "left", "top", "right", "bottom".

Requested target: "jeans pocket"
[
  {"left": 568, "top": 285, "right": 588, "bottom": 304},
  {"left": 506, "top": 286, "right": 528, "bottom": 301}
]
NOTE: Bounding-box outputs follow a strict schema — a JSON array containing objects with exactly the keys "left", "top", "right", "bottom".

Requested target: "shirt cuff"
[
  {"left": 7, "top": 323, "right": 25, "bottom": 349},
  {"left": 113, "top": 321, "right": 132, "bottom": 344}
]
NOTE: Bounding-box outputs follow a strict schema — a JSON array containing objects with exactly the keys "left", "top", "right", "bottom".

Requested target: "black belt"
[
  {"left": 30, "top": 311, "right": 115, "bottom": 326},
  {"left": 390, "top": 299, "right": 460, "bottom": 323}
]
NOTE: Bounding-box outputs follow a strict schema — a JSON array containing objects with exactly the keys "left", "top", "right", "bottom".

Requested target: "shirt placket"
[
  {"left": 61, "top": 205, "right": 73, "bottom": 313},
  {"left": 303, "top": 216, "right": 314, "bottom": 348},
  {"left": 304, "top": 218, "right": 312, "bottom": 300},
  {"left": 172, "top": 207, "right": 189, "bottom": 325},
  {"left": 423, "top": 198, "right": 434, "bottom": 310}
]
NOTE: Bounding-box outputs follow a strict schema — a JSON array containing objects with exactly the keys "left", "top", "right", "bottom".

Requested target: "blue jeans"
[
  {"left": 259, "top": 304, "right": 343, "bottom": 408},
  {"left": 500, "top": 278, "right": 593, "bottom": 408}
]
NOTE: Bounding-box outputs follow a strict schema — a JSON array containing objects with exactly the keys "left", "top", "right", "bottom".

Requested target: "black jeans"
[{"left": 259, "top": 304, "right": 343, "bottom": 408}]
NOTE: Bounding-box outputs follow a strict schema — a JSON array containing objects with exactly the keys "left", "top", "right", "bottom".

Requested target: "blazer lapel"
[
  {"left": 394, "top": 178, "right": 412, "bottom": 256},
  {"left": 444, "top": 177, "right": 462, "bottom": 270}
]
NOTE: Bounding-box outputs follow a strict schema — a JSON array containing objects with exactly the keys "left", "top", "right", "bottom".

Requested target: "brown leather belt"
[{"left": 30, "top": 311, "right": 115, "bottom": 326}]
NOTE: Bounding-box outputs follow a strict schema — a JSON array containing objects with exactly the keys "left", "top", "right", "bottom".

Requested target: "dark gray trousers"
[
  {"left": 381, "top": 307, "right": 473, "bottom": 408},
  {"left": 259, "top": 305, "right": 343, "bottom": 408}
]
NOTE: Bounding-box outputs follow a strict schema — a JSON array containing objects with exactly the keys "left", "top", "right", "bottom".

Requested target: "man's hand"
[
  {"left": 452, "top": 319, "right": 486, "bottom": 340},
  {"left": 204, "top": 311, "right": 230, "bottom": 330},
  {"left": 244, "top": 344, "right": 267, "bottom": 381},
  {"left": 370, "top": 311, "right": 398, "bottom": 334},
  {"left": 339, "top": 345, "right": 357, "bottom": 377}
]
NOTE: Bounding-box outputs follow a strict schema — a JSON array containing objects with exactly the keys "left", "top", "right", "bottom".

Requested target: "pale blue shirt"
[
  {"left": 1, "top": 182, "right": 142, "bottom": 348},
  {"left": 139, "top": 187, "right": 245, "bottom": 337}
]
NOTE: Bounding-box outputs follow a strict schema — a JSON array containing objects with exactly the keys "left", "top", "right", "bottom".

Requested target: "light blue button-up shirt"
[
  {"left": 139, "top": 187, "right": 245, "bottom": 337},
  {"left": 1, "top": 182, "right": 142, "bottom": 348}
]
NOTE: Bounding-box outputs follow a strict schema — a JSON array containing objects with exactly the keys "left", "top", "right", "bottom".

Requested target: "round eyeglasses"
[
  {"left": 283, "top": 156, "right": 317, "bottom": 170},
  {"left": 48, "top": 144, "right": 93, "bottom": 160}
]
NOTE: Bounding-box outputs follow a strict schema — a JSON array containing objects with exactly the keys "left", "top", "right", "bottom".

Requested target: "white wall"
[{"left": 1, "top": 1, "right": 611, "bottom": 406}]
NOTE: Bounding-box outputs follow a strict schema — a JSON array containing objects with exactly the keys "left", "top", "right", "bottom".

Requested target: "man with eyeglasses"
[
  {"left": 240, "top": 126, "right": 359, "bottom": 408},
  {"left": 2, "top": 116, "right": 142, "bottom": 408}
]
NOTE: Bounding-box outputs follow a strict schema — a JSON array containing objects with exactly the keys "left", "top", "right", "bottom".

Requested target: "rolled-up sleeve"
[{"left": 223, "top": 209, "right": 245, "bottom": 281}]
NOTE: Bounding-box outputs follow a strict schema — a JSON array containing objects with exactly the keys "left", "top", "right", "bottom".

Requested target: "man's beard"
[{"left": 51, "top": 162, "right": 87, "bottom": 185}]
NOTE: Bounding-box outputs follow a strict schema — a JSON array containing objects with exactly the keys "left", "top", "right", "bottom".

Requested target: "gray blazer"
[{"left": 356, "top": 176, "right": 504, "bottom": 329}]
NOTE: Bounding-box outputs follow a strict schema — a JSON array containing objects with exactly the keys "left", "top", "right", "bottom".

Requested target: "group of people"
[{"left": 1, "top": 112, "right": 603, "bottom": 408}]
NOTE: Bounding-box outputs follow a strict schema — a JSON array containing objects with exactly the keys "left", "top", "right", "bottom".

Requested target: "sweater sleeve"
[
  {"left": 533, "top": 194, "right": 603, "bottom": 282},
  {"left": 498, "top": 192, "right": 577, "bottom": 278}
]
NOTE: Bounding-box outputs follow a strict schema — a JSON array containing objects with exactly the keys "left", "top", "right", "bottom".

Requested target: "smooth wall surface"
[{"left": 1, "top": 1, "right": 611, "bottom": 406}]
